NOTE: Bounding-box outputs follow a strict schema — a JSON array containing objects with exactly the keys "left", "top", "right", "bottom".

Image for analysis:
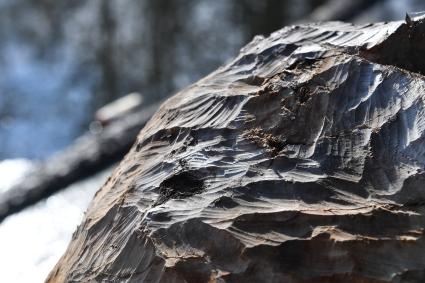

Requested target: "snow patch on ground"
[
  {"left": 0, "top": 159, "right": 33, "bottom": 193},
  {"left": 0, "top": 164, "right": 113, "bottom": 283}
]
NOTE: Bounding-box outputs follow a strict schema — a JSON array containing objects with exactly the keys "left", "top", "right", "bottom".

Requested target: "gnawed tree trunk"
[{"left": 48, "top": 16, "right": 425, "bottom": 283}]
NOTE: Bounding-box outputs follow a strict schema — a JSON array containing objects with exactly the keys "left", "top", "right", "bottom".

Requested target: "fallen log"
[
  {"left": 48, "top": 16, "right": 425, "bottom": 282},
  {"left": 0, "top": 102, "right": 159, "bottom": 222}
]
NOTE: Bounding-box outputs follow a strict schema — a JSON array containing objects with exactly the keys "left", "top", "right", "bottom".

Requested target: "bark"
[{"left": 48, "top": 16, "right": 425, "bottom": 282}]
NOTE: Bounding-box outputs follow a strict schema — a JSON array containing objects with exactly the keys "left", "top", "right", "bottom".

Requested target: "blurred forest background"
[{"left": 0, "top": 0, "right": 423, "bottom": 160}]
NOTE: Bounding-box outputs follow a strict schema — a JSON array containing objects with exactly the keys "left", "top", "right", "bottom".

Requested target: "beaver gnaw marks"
[{"left": 154, "top": 171, "right": 204, "bottom": 206}]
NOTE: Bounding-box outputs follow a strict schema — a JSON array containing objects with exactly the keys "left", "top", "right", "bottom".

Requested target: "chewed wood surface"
[{"left": 48, "top": 17, "right": 425, "bottom": 282}]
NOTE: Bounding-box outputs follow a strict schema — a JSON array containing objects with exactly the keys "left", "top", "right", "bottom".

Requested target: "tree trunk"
[{"left": 47, "top": 16, "right": 425, "bottom": 282}]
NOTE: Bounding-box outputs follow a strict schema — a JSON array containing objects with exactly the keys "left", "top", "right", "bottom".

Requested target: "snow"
[
  {"left": 0, "top": 162, "right": 113, "bottom": 283},
  {"left": 0, "top": 159, "right": 33, "bottom": 193}
]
